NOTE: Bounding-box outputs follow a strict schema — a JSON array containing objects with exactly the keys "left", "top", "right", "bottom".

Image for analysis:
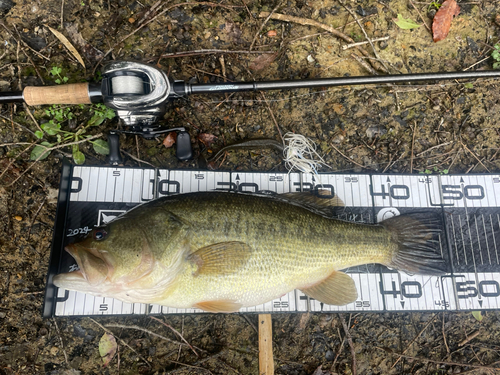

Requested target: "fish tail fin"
[{"left": 381, "top": 212, "right": 448, "bottom": 275}]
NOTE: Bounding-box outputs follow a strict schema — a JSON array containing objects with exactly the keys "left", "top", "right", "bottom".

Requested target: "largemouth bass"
[{"left": 53, "top": 192, "right": 447, "bottom": 313}]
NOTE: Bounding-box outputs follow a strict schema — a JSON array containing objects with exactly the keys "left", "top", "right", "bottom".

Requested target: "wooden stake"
[{"left": 258, "top": 314, "right": 274, "bottom": 375}]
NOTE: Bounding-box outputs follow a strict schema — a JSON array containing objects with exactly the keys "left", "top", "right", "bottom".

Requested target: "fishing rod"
[{"left": 1, "top": 61, "right": 499, "bottom": 163}]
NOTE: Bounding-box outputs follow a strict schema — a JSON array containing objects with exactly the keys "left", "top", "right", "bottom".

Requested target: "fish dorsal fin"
[
  {"left": 300, "top": 270, "right": 358, "bottom": 306},
  {"left": 278, "top": 191, "right": 344, "bottom": 216},
  {"left": 187, "top": 241, "right": 253, "bottom": 276},
  {"left": 194, "top": 300, "right": 242, "bottom": 313}
]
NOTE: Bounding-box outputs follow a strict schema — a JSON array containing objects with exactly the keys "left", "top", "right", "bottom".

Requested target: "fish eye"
[{"left": 93, "top": 228, "right": 108, "bottom": 241}]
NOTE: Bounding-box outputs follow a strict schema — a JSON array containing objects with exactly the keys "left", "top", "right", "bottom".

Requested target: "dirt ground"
[{"left": 1, "top": 0, "right": 500, "bottom": 374}]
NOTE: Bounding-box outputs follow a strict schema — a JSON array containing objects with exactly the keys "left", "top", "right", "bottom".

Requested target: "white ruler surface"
[{"left": 48, "top": 167, "right": 500, "bottom": 316}]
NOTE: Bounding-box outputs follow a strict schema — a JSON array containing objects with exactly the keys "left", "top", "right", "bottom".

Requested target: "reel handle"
[{"left": 107, "top": 133, "right": 123, "bottom": 165}]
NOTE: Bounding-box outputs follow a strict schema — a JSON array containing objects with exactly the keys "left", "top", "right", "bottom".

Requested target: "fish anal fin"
[
  {"left": 188, "top": 241, "right": 253, "bottom": 276},
  {"left": 301, "top": 271, "right": 357, "bottom": 306},
  {"left": 194, "top": 300, "right": 242, "bottom": 313}
]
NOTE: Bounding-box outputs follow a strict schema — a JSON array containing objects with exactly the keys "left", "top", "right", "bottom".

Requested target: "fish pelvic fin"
[
  {"left": 187, "top": 241, "right": 253, "bottom": 276},
  {"left": 194, "top": 300, "right": 242, "bottom": 313},
  {"left": 300, "top": 270, "right": 358, "bottom": 306},
  {"left": 382, "top": 212, "right": 448, "bottom": 275}
]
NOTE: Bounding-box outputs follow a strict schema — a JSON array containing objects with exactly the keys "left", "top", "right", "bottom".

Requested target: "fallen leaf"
[
  {"left": 249, "top": 53, "right": 278, "bottom": 72},
  {"left": 47, "top": 26, "right": 86, "bottom": 69},
  {"left": 224, "top": 20, "right": 242, "bottom": 42},
  {"left": 65, "top": 23, "right": 103, "bottom": 62},
  {"left": 394, "top": 14, "right": 422, "bottom": 30},
  {"left": 472, "top": 311, "right": 483, "bottom": 322},
  {"left": 198, "top": 133, "right": 218, "bottom": 146},
  {"left": 99, "top": 333, "right": 117, "bottom": 367},
  {"left": 432, "top": 0, "right": 460, "bottom": 42},
  {"left": 163, "top": 132, "right": 177, "bottom": 148}
]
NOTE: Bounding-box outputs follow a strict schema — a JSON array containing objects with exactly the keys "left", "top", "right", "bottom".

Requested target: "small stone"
[
  {"left": 307, "top": 55, "right": 315, "bottom": 63},
  {"left": 325, "top": 349, "right": 335, "bottom": 361},
  {"left": 366, "top": 126, "right": 386, "bottom": 139},
  {"left": 0, "top": 312, "right": 5, "bottom": 319},
  {"left": 50, "top": 346, "right": 59, "bottom": 356}
]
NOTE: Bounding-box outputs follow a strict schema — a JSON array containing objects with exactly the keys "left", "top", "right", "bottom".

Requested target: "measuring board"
[{"left": 43, "top": 160, "right": 500, "bottom": 317}]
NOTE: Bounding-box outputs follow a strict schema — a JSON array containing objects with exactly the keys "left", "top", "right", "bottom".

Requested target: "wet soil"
[{"left": 1, "top": 0, "right": 500, "bottom": 374}]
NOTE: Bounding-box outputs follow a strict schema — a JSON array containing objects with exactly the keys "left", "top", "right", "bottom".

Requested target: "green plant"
[
  {"left": 420, "top": 166, "right": 449, "bottom": 175},
  {"left": 31, "top": 103, "right": 115, "bottom": 164},
  {"left": 491, "top": 44, "right": 500, "bottom": 69},
  {"left": 50, "top": 66, "right": 69, "bottom": 84},
  {"left": 427, "top": 1, "right": 442, "bottom": 12}
]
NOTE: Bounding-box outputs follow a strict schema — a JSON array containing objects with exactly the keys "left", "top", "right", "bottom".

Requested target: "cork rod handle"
[{"left": 23, "top": 83, "right": 91, "bottom": 106}]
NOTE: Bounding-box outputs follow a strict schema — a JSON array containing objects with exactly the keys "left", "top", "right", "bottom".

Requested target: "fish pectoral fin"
[
  {"left": 300, "top": 271, "right": 358, "bottom": 306},
  {"left": 194, "top": 300, "right": 242, "bottom": 313},
  {"left": 187, "top": 241, "right": 253, "bottom": 276}
]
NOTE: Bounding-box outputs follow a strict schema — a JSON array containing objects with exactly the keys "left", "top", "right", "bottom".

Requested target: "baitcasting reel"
[{"left": 2, "top": 60, "right": 500, "bottom": 164}]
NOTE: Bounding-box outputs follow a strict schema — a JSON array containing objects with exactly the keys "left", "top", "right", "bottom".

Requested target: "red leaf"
[
  {"left": 432, "top": 0, "right": 460, "bottom": 42},
  {"left": 163, "top": 132, "right": 176, "bottom": 148},
  {"left": 198, "top": 133, "right": 218, "bottom": 146}
]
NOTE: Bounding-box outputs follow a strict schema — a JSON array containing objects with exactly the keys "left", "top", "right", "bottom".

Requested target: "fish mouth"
[{"left": 62, "top": 241, "right": 110, "bottom": 286}]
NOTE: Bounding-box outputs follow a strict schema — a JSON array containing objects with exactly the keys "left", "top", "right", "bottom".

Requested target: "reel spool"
[{"left": 101, "top": 61, "right": 192, "bottom": 163}]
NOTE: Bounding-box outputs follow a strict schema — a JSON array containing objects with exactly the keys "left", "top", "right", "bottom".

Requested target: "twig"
[
  {"left": 258, "top": 12, "right": 385, "bottom": 72},
  {"left": 341, "top": 315, "right": 357, "bottom": 375},
  {"left": 260, "top": 92, "right": 283, "bottom": 143},
  {"left": 461, "top": 141, "right": 490, "bottom": 172},
  {"left": 0, "top": 143, "right": 35, "bottom": 183},
  {"left": 338, "top": 0, "right": 389, "bottom": 72},
  {"left": 161, "top": 49, "right": 275, "bottom": 58},
  {"left": 376, "top": 347, "right": 500, "bottom": 371},
  {"left": 464, "top": 55, "right": 490, "bottom": 71},
  {"left": 98, "top": 2, "right": 244, "bottom": 70},
  {"left": 240, "top": 0, "right": 253, "bottom": 19},
  {"left": 105, "top": 323, "right": 193, "bottom": 348},
  {"left": 416, "top": 141, "right": 453, "bottom": 156},
  {"left": 164, "top": 358, "right": 215, "bottom": 374},
  {"left": 241, "top": 314, "right": 258, "bottom": 335},
  {"left": 442, "top": 312, "right": 450, "bottom": 355},
  {"left": 350, "top": 53, "right": 377, "bottom": 75},
  {"left": 342, "top": 36, "right": 389, "bottom": 50},
  {"left": 0, "top": 21, "right": 50, "bottom": 62},
  {"left": 331, "top": 327, "right": 346, "bottom": 372},
  {"left": 150, "top": 316, "right": 199, "bottom": 357},
  {"left": 391, "top": 313, "right": 438, "bottom": 369},
  {"left": 329, "top": 143, "right": 366, "bottom": 169},
  {"left": 7, "top": 133, "right": 103, "bottom": 187},
  {"left": 250, "top": 1, "right": 283, "bottom": 51},
  {"left": 11, "top": 24, "right": 46, "bottom": 83},
  {"left": 27, "top": 197, "right": 46, "bottom": 239},
  {"left": 409, "top": 0, "right": 431, "bottom": 32},
  {"left": 459, "top": 330, "right": 481, "bottom": 347},
  {"left": 88, "top": 318, "right": 152, "bottom": 368},
  {"left": 52, "top": 319, "right": 69, "bottom": 366},
  {"left": 0, "top": 114, "right": 37, "bottom": 136},
  {"left": 23, "top": 103, "right": 43, "bottom": 133},
  {"left": 410, "top": 121, "right": 417, "bottom": 173},
  {"left": 61, "top": 0, "right": 65, "bottom": 29}
]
